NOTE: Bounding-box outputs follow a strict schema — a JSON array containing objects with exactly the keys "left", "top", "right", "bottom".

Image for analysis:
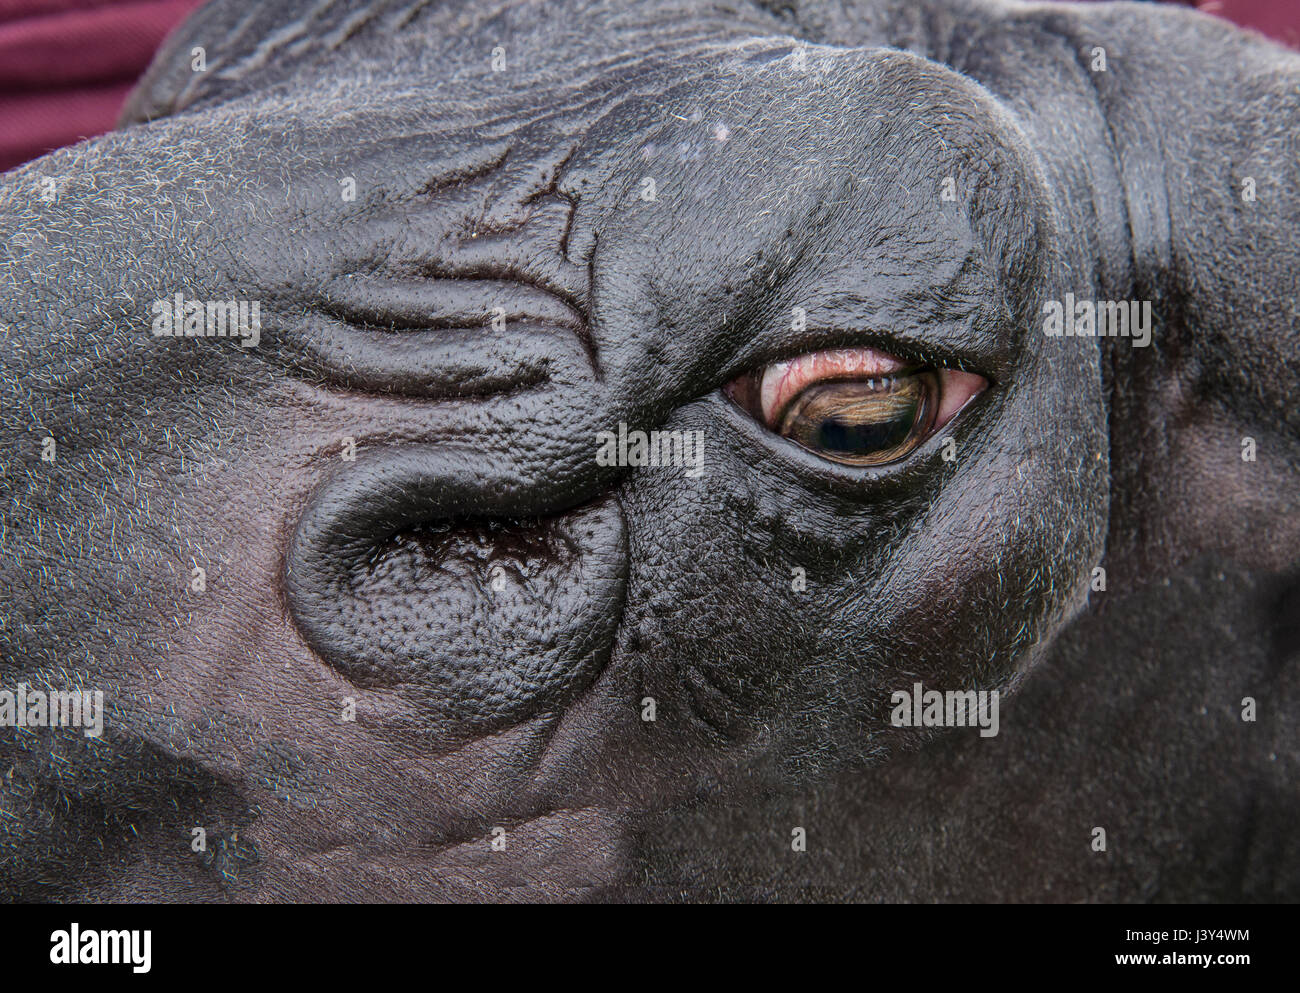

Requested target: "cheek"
[{"left": 852, "top": 417, "right": 1109, "bottom": 696}]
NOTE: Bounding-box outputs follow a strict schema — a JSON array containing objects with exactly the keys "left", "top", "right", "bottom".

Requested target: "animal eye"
[{"left": 724, "top": 347, "right": 987, "bottom": 466}]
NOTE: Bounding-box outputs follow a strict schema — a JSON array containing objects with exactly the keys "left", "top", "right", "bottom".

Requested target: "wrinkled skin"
[{"left": 0, "top": 0, "right": 1296, "bottom": 901}]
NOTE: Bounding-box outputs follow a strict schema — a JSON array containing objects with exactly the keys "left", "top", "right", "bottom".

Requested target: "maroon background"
[{"left": 0, "top": 0, "right": 1296, "bottom": 174}]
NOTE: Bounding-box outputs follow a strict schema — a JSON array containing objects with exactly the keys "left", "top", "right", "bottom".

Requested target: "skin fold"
[{"left": 0, "top": 0, "right": 1295, "bottom": 902}]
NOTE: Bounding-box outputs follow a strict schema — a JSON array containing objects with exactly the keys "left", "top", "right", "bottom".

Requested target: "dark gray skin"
[{"left": 0, "top": 0, "right": 1296, "bottom": 901}]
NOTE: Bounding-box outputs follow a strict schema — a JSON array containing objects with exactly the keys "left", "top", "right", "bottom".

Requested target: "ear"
[
  {"left": 1015, "top": 9, "right": 1300, "bottom": 896},
  {"left": 1060, "top": 4, "right": 1300, "bottom": 579},
  {"left": 120, "top": 0, "right": 369, "bottom": 126},
  {"left": 118, "top": 0, "right": 251, "bottom": 125}
]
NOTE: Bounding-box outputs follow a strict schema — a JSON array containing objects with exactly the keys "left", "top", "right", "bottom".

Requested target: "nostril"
[{"left": 285, "top": 446, "right": 627, "bottom": 740}]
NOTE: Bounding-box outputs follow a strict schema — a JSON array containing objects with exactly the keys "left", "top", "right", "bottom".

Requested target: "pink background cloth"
[
  {"left": 0, "top": 0, "right": 1295, "bottom": 173},
  {"left": 0, "top": 0, "right": 204, "bottom": 171}
]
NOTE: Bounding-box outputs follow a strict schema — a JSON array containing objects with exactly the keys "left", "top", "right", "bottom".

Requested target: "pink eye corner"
[
  {"left": 725, "top": 346, "right": 988, "bottom": 467},
  {"left": 932, "top": 368, "right": 989, "bottom": 431}
]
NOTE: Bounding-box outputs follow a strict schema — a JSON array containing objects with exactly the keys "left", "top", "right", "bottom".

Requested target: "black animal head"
[{"left": 1, "top": 0, "right": 1295, "bottom": 900}]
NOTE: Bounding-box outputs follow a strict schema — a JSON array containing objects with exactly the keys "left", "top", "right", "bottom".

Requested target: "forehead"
[
  {"left": 166, "top": 20, "right": 1052, "bottom": 403},
  {"left": 176, "top": 4, "right": 1048, "bottom": 326},
  {"left": 538, "top": 44, "right": 1049, "bottom": 367}
]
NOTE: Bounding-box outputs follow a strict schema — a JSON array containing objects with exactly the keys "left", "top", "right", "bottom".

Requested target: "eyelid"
[{"left": 759, "top": 346, "right": 909, "bottom": 425}]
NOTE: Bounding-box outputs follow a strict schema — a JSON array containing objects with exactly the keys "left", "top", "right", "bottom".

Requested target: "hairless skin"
[{"left": 0, "top": 0, "right": 1296, "bottom": 901}]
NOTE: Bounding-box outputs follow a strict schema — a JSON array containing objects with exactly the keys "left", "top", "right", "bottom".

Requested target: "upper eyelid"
[
  {"left": 722, "top": 325, "right": 1000, "bottom": 392},
  {"left": 759, "top": 346, "right": 913, "bottom": 424}
]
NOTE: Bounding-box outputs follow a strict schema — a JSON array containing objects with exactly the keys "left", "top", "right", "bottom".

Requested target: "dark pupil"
[
  {"left": 815, "top": 407, "right": 913, "bottom": 453},
  {"left": 780, "top": 377, "right": 926, "bottom": 461}
]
